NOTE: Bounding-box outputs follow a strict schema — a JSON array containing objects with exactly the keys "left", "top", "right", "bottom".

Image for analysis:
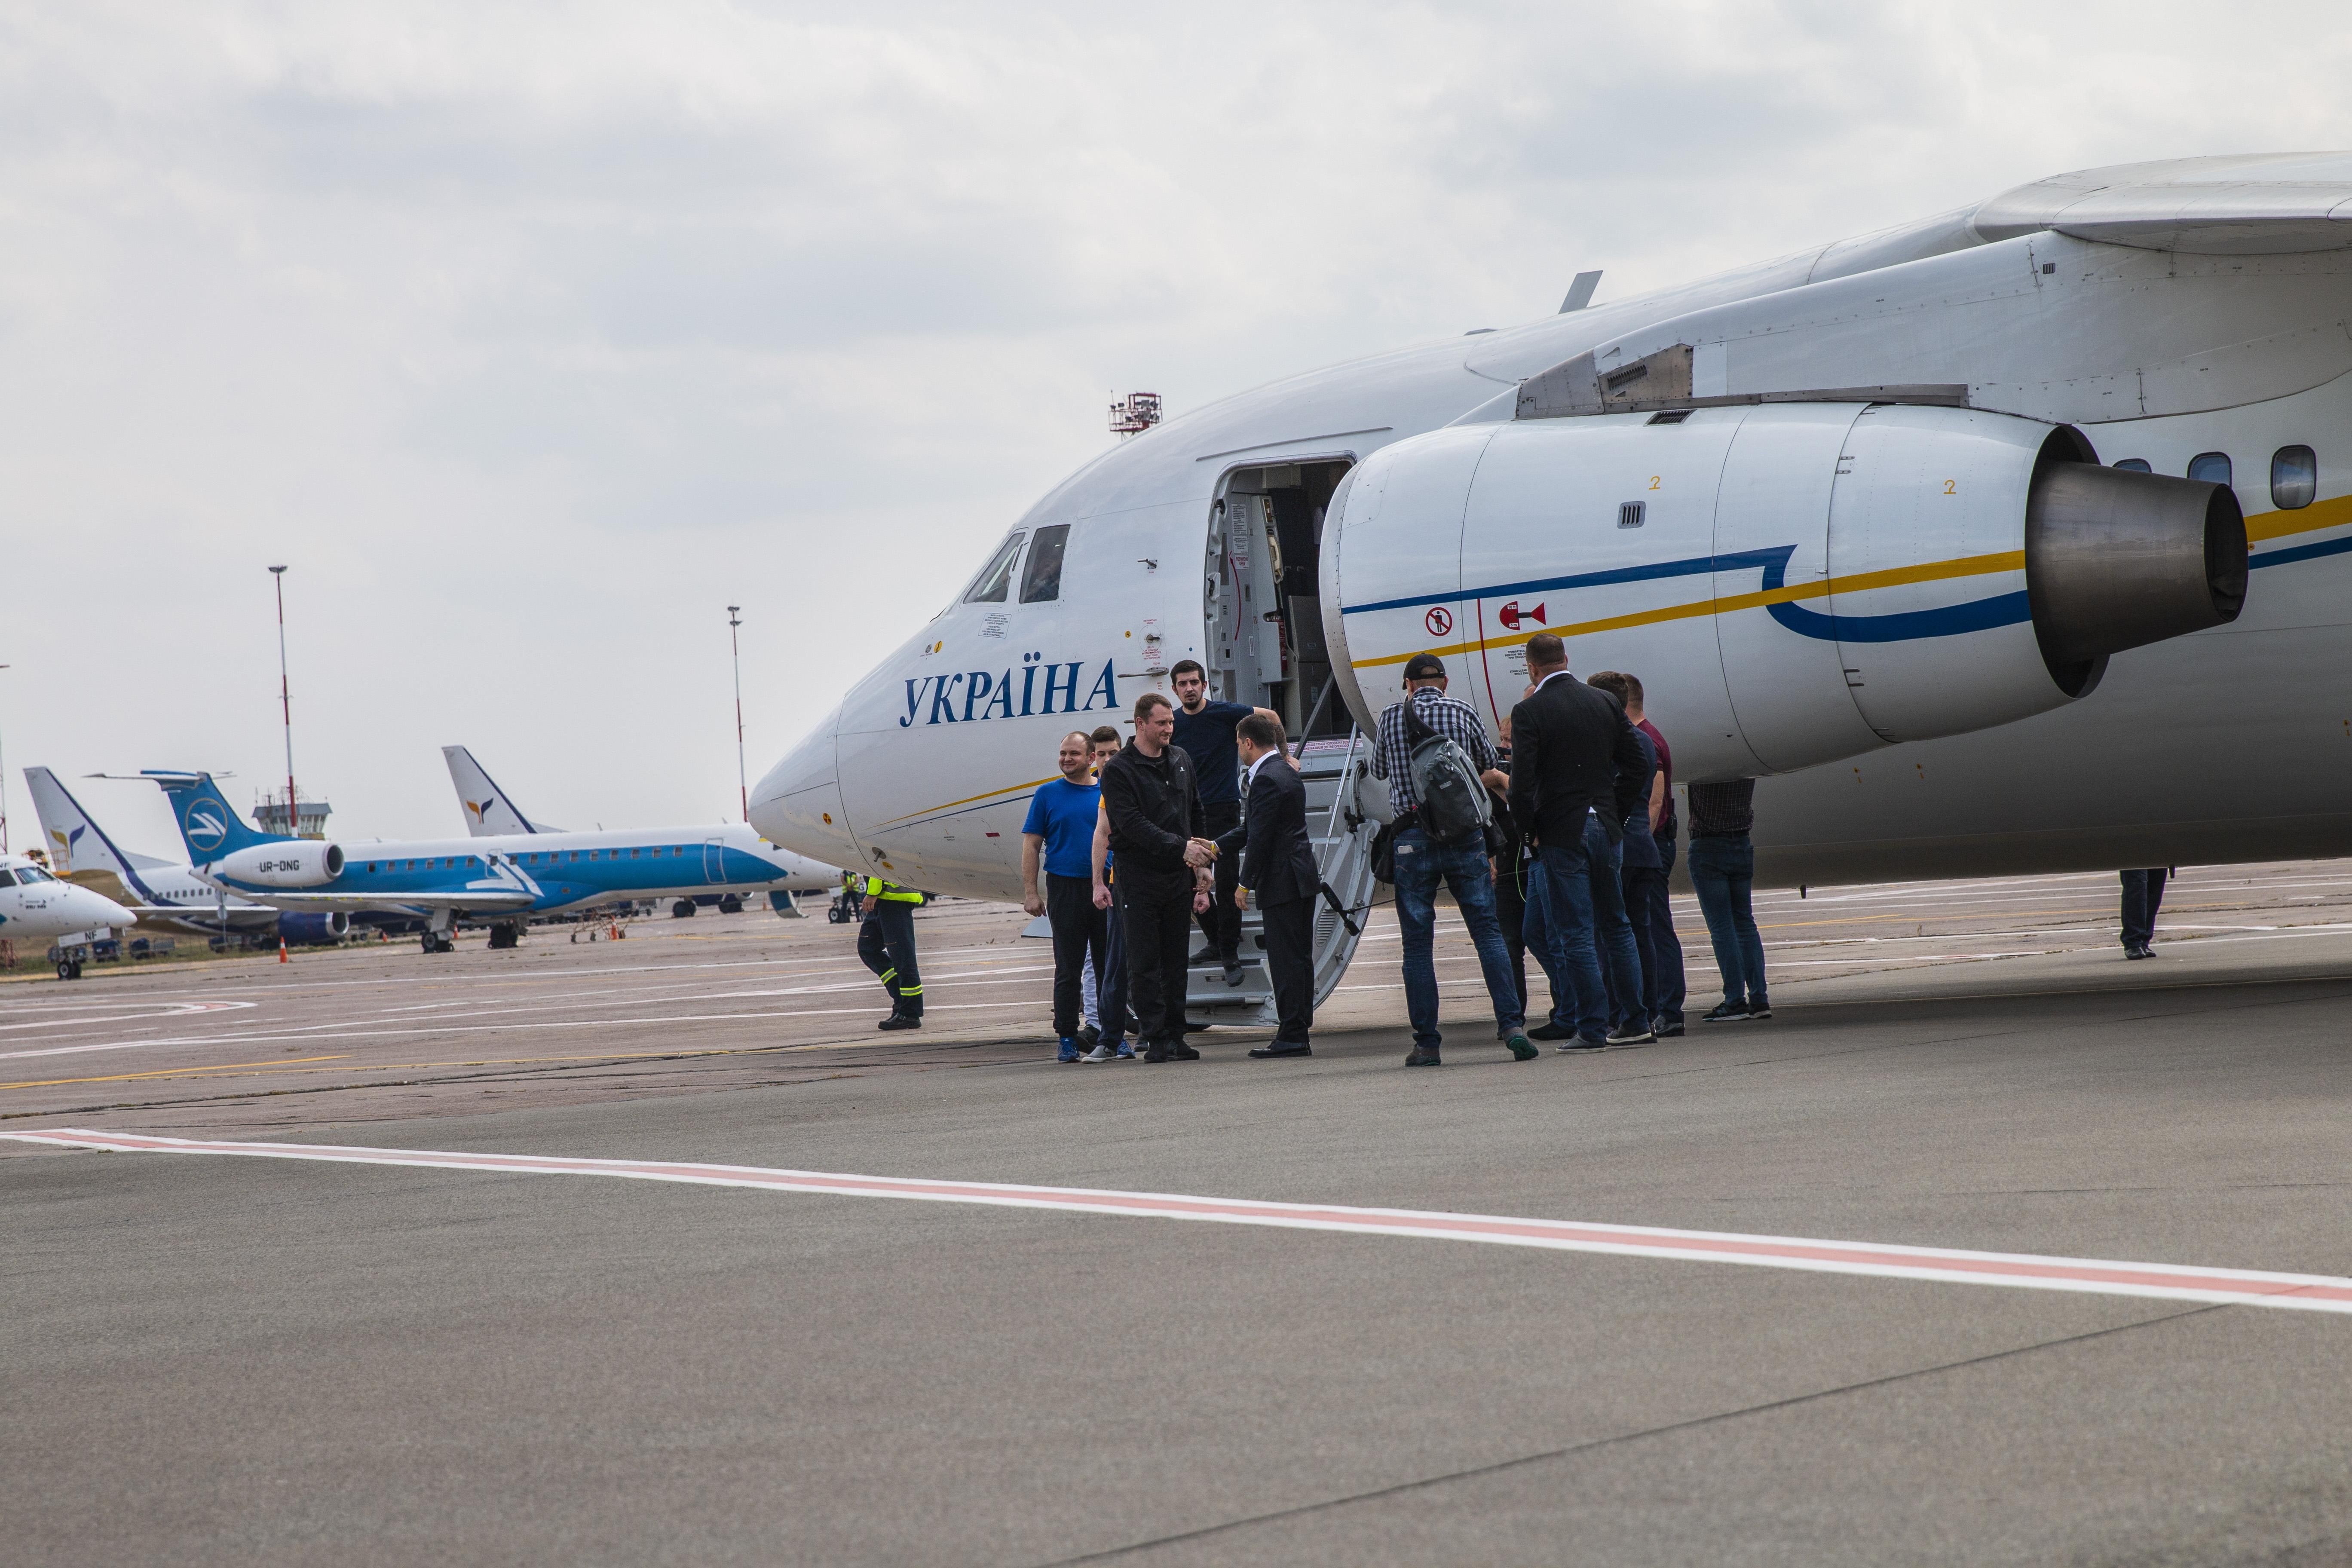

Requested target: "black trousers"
[
  {"left": 858, "top": 900, "right": 922, "bottom": 1017},
  {"left": 2120, "top": 868, "right": 2168, "bottom": 948},
  {"left": 1623, "top": 862, "right": 1683, "bottom": 1021},
  {"left": 1260, "top": 894, "right": 1315, "bottom": 1044},
  {"left": 1494, "top": 851, "right": 1531, "bottom": 1010},
  {"left": 1123, "top": 876, "right": 1194, "bottom": 1045},
  {"left": 1100, "top": 878, "right": 1130, "bottom": 1039},
  {"left": 1194, "top": 799, "right": 1243, "bottom": 961},
  {"left": 1046, "top": 873, "right": 1108, "bottom": 1038}
]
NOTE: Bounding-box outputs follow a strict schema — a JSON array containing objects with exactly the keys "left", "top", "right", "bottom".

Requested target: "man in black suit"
[
  {"left": 1507, "top": 632, "right": 1653, "bottom": 1050},
  {"left": 1216, "top": 711, "right": 1319, "bottom": 1058}
]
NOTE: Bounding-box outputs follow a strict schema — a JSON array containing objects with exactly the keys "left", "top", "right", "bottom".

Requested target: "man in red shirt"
[{"left": 1612, "top": 673, "right": 1685, "bottom": 1037}]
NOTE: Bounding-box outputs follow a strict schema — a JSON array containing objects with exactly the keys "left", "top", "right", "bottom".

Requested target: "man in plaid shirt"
[{"left": 1370, "top": 652, "right": 1535, "bottom": 1068}]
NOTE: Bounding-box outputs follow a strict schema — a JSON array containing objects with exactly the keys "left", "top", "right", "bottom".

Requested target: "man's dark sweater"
[{"left": 1099, "top": 740, "right": 1207, "bottom": 888}]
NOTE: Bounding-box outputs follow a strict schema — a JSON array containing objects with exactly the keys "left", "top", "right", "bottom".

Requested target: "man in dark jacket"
[
  {"left": 1507, "top": 634, "right": 1652, "bottom": 1049},
  {"left": 1096, "top": 691, "right": 1214, "bottom": 1063},
  {"left": 1216, "top": 711, "right": 1318, "bottom": 1058}
]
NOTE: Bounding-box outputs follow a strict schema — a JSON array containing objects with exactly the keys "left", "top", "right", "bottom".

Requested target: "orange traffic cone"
[{"left": 278, "top": 939, "right": 289, "bottom": 963}]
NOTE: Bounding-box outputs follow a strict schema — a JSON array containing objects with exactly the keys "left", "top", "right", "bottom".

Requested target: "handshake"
[{"left": 1182, "top": 837, "right": 1220, "bottom": 869}]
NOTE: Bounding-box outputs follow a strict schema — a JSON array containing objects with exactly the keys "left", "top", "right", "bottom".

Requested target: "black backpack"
[{"left": 1402, "top": 697, "right": 1494, "bottom": 848}]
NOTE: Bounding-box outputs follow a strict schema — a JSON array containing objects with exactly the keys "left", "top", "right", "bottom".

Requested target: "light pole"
[
  {"left": 727, "top": 606, "right": 748, "bottom": 822},
  {"left": 269, "top": 566, "right": 297, "bottom": 836},
  {"left": 0, "top": 664, "right": 11, "bottom": 854}
]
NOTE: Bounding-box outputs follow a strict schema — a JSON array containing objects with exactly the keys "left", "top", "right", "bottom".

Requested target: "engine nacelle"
[
  {"left": 215, "top": 840, "right": 345, "bottom": 888},
  {"left": 1322, "top": 402, "right": 2245, "bottom": 781},
  {"left": 277, "top": 912, "right": 350, "bottom": 944}
]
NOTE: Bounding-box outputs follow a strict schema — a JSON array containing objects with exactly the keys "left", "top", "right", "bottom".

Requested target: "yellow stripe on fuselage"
[{"left": 871, "top": 772, "right": 1061, "bottom": 830}]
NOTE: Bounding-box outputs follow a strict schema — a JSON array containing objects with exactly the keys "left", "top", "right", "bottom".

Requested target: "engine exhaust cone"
[{"left": 2026, "top": 460, "right": 2247, "bottom": 683}]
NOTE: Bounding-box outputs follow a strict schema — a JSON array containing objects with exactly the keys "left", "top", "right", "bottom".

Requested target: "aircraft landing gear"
[
  {"left": 672, "top": 899, "right": 697, "bottom": 918},
  {"left": 717, "top": 894, "right": 744, "bottom": 915},
  {"left": 55, "top": 960, "right": 83, "bottom": 980},
  {"left": 420, "top": 931, "right": 455, "bottom": 954}
]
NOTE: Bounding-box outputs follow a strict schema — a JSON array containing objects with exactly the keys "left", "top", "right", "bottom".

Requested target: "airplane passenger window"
[
  {"left": 2188, "top": 451, "right": 2233, "bottom": 487},
  {"left": 1019, "top": 524, "right": 1071, "bottom": 603},
  {"left": 962, "top": 532, "right": 1026, "bottom": 603},
  {"left": 2113, "top": 459, "right": 2152, "bottom": 473},
  {"left": 630, "top": 847, "right": 640, "bottom": 858},
  {"left": 2272, "top": 445, "right": 2318, "bottom": 509}
]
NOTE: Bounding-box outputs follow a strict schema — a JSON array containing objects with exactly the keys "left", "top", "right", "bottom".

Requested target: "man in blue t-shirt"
[
  {"left": 1023, "top": 730, "right": 1110, "bottom": 1060},
  {"left": 1169, "top": 659, "right": 1279, "bottom": 983}
]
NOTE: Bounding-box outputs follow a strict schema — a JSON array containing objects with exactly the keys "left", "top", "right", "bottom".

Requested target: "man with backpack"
[{"left": 1371, "top": 653, "right": 1537, "bottom": 1068}]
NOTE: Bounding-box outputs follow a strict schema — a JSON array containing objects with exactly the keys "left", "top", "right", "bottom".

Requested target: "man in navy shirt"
[
  {"left": 1023, "top": 730, "right": 1108, "bottom": 1062},
  {"left": 1169, "top": 659, "right": 1277, "bottom": 986}
]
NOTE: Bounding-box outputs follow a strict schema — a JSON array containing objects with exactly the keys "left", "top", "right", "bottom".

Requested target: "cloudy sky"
[{"left": 4, "top": 0, "right": 2347, "bottom": 855}]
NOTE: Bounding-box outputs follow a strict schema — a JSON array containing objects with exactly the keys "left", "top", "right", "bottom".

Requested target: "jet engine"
[
  {"left": 214, "top": 840, "right": 345, "bottom": 888},
  {"left": 1321, "top": 402, "right": 2245, "bottom": 779},
  {"left": 277, "top": 912, "right": 351, "bottom": 944}
]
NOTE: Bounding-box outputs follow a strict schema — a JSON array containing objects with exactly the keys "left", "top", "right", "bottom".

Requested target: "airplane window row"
[
  {"left": 962, "top": 523, "right": 1071, "bottom": 606},
  {"left": 2110, "top": 446, "right": 2318, "bottom": 509},
  {"left": 365, "top": 846, "right": 695, "bottom": 873}
]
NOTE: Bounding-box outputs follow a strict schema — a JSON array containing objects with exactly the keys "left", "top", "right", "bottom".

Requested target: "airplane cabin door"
[{"left": 702, "top": 838, "right": 727, "bottom": 884}]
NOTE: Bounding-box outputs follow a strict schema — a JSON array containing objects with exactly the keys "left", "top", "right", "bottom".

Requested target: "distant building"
[{"left": 254, "top": 791, "right": 332, "bottom": 838}]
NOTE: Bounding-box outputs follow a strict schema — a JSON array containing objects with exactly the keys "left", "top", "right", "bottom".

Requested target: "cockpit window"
[
  {"left": 2113, "top": 458, "right": 2152, "bottom": 473},
  {"left": 0, "top": 869, "right": 15, "bottom": 887},
  {"left": 962, "top": 533, "right": 1026, "bottom": 604},
  {"left": 1019, "top": 524, "right": 1070, "bottom": 603},
  {"left": 16, "top": 867, "right": 50, "bottom": 883}
]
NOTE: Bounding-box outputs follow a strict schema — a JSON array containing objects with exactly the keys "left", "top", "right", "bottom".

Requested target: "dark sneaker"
[
  {"left": 1404, "top": 1046, "right": 1442, "bottom": 1067},
  {"left": 1057, "top": 1038, "right": 1083, "bottom": 1063},
  {"left": 1188, "top": 945, "right": 1217, "bottom": 965},
  {"left": 1143, "top": 1044, "right": 1173, "bottom": 1063},
  {"left": 1223, "top": 960, "right": 1246, "bottom": 987},
  {"left": 1558, "top": 1035, "right": 1610, "bottom": 1052},
  {"left": 1747, "top": 996, "right": 1772, "bottom": 1020},
  {"left": 1528, "top": 1021, "right": 1576, "bottom": 1042},
  {"left": 877, "top": 1014, "right": 922, "bottom": 1032},
  {"left": 1701, "top": 1000, "right": 1752, "bottom": 1023},
  {"left": 1506, "top": 1034, "right": 1539, "bottom": 1062},
  {"left": 1169, "top": 1041, "right": 1200, "bottom": 1061},
  {"left": 1076, "top": 1023, "right": 1101, "bottom": 1049},
  {"left": 1606, "top": 1026, "right": 1654, "bottom": 1046},
  {"left": 2125, "top": 943, "right": 2154, "bottom": 961},
  {"left": 1653, "top": 1016, "right": 1685, "bottom": 1039}
]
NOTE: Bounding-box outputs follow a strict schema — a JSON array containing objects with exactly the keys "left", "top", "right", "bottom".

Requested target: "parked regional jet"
[
  {"left": 440, "top": 744, "right": 843, "bottom": 915},
  {"left": 148, "top": 770, "right": 842, "bottom": 952},
  {"left": 0, "top": 852, "right": 136, "bottom": 976},
  {"left": 750, "top": 151, "right": 2352, "bottom": 1021},
  {"left": 25, "top": 767, "right": 351, "bottom": 945}
]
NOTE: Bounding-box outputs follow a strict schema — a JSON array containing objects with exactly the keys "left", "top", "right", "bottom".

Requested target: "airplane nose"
[
  {"left": 76, "top": 887, "right": 135, "bottom": 928},
  {"left": 750, "top": 709, "right": 860, "bottom": 870}
]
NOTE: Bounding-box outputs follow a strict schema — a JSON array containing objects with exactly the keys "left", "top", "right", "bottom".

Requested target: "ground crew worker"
[{"left": 854, "top": 872, "right": 925, "bottom": 1029}]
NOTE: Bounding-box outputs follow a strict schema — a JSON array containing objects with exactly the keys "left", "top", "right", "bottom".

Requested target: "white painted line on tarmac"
[{"left": 12, "top": 1130, "right": 2352, "bottom": 1316}]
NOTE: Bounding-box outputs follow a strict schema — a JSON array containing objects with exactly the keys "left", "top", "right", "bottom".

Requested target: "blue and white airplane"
[
  {"left": 148, "top": 770, "right": 844, "bottom": 953},
  {"left": 440, "top": 744, "right": 839, "bottom": 916},
  {"left": 26, "top": 767, "right": 353, "bottom": 945}
]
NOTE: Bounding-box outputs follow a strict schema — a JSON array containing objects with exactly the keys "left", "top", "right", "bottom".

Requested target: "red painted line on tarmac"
[{"left": 11, "top": 1128, "right": 2352, "bottom": 1314}]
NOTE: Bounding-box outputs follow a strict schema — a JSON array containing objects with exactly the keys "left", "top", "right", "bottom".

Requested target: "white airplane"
[
  {"left": 0, "top": 851, "right": 137, "bottom": 978},
  {"left": 24, "top": 767, "right": 351, "bottom": 945},
  {"left": 440, "top": 744, "right": 843, "bottom": 916},
  {"left": 749, "top": 151, "right": 2352, "bottom": 1018}
]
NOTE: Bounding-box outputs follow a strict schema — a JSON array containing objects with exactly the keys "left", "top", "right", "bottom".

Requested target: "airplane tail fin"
[
  {"left": 147, "top": 772, "right": 283, "bottom": 861},
  {"left": 442, "top": 745, "right": 557, "bottom": 835},
  {"left": 23, "top": 768, "right": 169, "bottom": 882}
]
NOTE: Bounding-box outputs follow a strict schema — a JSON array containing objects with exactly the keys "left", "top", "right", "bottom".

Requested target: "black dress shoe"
[
  {"left": 1528, "top": 1021, "right": 1576, "bottom": 1041},
  {"left": 1249, "top": 1041, "right": 1311, "bottom": 1058},
  {"left": 876, "top": 1014, "right": 922, "bottom": 1032},
  {"left": 1188, "top": 945, "right": 1217, "bottom": 965},
  {"left": 2125, "top": 942, "right": 2154, "bottom": 960},
  {"left": 1169, "top": 1041, "right": 1200, "bottom": 1061},
  {"left": 1143, "top": 1044, "right": 1173, "bottom": 1063}
]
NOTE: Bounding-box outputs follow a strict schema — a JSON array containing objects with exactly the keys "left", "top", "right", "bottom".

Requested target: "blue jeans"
[
  {"left": 1520, "top": 859, "right": 1568, "bottom": 1029},
  {"left": 1533, "top": 814, "right": 1646, "bottom": 1039},
  {"left": 1392, "top": 826, "right": 1525, "bottom": 1049},
  {"left": 1687, "top": 834, "right": 1766, "bottom": 1004}
]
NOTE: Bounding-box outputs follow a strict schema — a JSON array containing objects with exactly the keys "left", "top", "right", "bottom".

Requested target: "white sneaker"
[{"left": 1080, "top": 1043, "right": 1116, "bottom": 1063}]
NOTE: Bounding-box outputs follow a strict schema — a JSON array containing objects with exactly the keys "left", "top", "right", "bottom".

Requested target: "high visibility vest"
[{"left": 855, "top": 874, "right": 922, "bottom": 903}]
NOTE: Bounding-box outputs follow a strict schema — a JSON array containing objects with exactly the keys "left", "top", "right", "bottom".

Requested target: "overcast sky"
[{"left": 4, "top": 0, "right": 2348, "bottom": 855}]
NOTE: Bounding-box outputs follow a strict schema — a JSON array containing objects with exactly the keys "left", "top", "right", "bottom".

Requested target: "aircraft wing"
[
  {"left": 240, "top": 890, "right": 538, "bottom": 911},
  {"left": 1972, "top": 153, "right": 2352, "bottom": 254}
]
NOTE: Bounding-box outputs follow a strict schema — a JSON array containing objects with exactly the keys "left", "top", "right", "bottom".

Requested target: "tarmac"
[{"left": 8, "top": 864, "right": 2352, "bottom": 1565}]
